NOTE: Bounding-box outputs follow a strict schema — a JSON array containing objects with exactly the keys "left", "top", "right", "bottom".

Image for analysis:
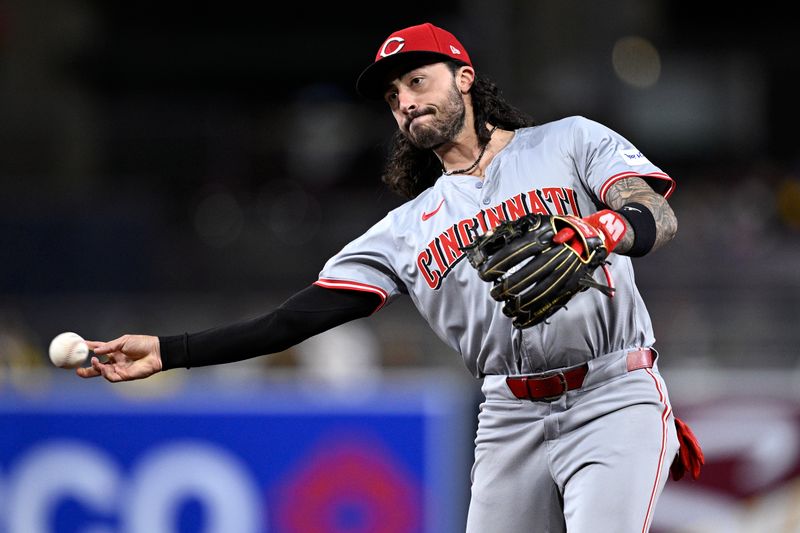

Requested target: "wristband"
[{"left": 616, "top": 202, "right": 656, "bottom": 257}]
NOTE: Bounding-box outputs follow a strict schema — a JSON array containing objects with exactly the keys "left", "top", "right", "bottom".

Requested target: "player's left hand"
[
  {"left": 551, "top": 209, "right": 627, "bottom": 256},
  {"left": 77, "top": 334, "right": 163, "bottom": 382}
]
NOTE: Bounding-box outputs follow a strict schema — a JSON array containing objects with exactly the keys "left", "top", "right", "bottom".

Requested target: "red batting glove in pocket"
[{"left": 670, "top": 417, "right": 705, "bottom": 481}]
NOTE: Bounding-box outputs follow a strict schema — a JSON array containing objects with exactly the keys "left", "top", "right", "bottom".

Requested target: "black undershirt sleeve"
[{"left": 158, "top": 284, "right": 383, "bottom": 370}]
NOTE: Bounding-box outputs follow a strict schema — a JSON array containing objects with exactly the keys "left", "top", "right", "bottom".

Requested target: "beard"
[{"left": 404, "top": 82, "right": 466, "bottom": 150}]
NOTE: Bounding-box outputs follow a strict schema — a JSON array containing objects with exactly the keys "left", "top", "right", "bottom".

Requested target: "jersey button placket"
[{"left": 473, "top": 179, "right": 491, "bottom": 206}]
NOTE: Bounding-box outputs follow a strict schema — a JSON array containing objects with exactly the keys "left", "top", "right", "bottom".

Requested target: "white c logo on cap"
[{"left": 379, "top": 37, "right": 405, "bottom": 57}]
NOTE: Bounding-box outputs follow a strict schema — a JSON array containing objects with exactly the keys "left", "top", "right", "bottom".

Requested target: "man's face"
[{"left": 384, "top": 62, "right": 467, "bottom": 150}]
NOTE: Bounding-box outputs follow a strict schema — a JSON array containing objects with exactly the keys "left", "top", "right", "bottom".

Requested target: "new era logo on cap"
[{"left": 356, "top": 22, "right": 472, "bottom": 99}]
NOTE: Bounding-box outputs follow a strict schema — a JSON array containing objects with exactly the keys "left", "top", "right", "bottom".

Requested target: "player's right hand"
[{"left": 77, "top": 334, "right": 162, "bottom": 382}]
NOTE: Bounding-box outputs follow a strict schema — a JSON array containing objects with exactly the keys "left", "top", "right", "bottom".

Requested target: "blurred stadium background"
[{"left": 2, "top": 1, "right": 799, "bottom": 532}]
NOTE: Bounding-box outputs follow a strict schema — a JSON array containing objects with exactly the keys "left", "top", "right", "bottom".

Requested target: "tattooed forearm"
[{"left": 603, "top": 177, "right": 678, "bottom": 254}]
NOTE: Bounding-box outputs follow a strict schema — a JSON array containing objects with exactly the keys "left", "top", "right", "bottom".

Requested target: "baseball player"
[{"left": 78, "top": 22, "right": 702, "bottom": 532}]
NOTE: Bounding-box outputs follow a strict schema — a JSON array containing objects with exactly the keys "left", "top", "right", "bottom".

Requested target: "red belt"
[{"left": 505, "top": 348, "right": 655, "bottom": 401}]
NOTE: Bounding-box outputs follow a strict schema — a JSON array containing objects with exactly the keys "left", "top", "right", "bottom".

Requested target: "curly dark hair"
[{"left": 381, "top": 61, "right": 536, "bottom": 199}]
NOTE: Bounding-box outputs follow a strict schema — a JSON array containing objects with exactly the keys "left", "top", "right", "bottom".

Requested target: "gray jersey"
[{"left": 317, "top": 116, "right": 674, "bottom": 378}]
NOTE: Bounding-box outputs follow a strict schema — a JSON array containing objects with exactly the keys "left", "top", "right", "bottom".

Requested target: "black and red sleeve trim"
[
  {"left": 599, "top": 171, "right": 675, "bottom": 205},
  {"left": 314, "top": 278, "right": 389, "bottom": 313}
]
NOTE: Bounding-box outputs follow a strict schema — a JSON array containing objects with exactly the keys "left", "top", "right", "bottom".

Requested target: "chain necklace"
[{"left": 441, "top": 126, "right": 498, "bottom": 176}]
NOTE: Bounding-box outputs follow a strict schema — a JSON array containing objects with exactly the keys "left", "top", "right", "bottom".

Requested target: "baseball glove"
[{"left": 462, "top": 211, "right": 626, "bottom": 328}]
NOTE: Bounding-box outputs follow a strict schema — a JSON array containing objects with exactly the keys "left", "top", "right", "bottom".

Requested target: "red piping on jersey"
[
  {"left": 599, "top": 171, "right": 675, "bottom": 204},
  {"left": 314, "top": 278, "right": 388, "bottom": 313},
  {"left": 641, "top": 368, "right": 672, "bottom": 533}
]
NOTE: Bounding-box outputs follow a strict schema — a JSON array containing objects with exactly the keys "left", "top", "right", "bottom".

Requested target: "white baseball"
[{"left": 49, "top": 332, "right": 90, "bottom": 369}]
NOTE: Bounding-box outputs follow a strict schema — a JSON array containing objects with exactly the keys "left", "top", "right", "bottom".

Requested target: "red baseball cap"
[{"left": 356, "top": 22, "right": 472, "bottom": 100}]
